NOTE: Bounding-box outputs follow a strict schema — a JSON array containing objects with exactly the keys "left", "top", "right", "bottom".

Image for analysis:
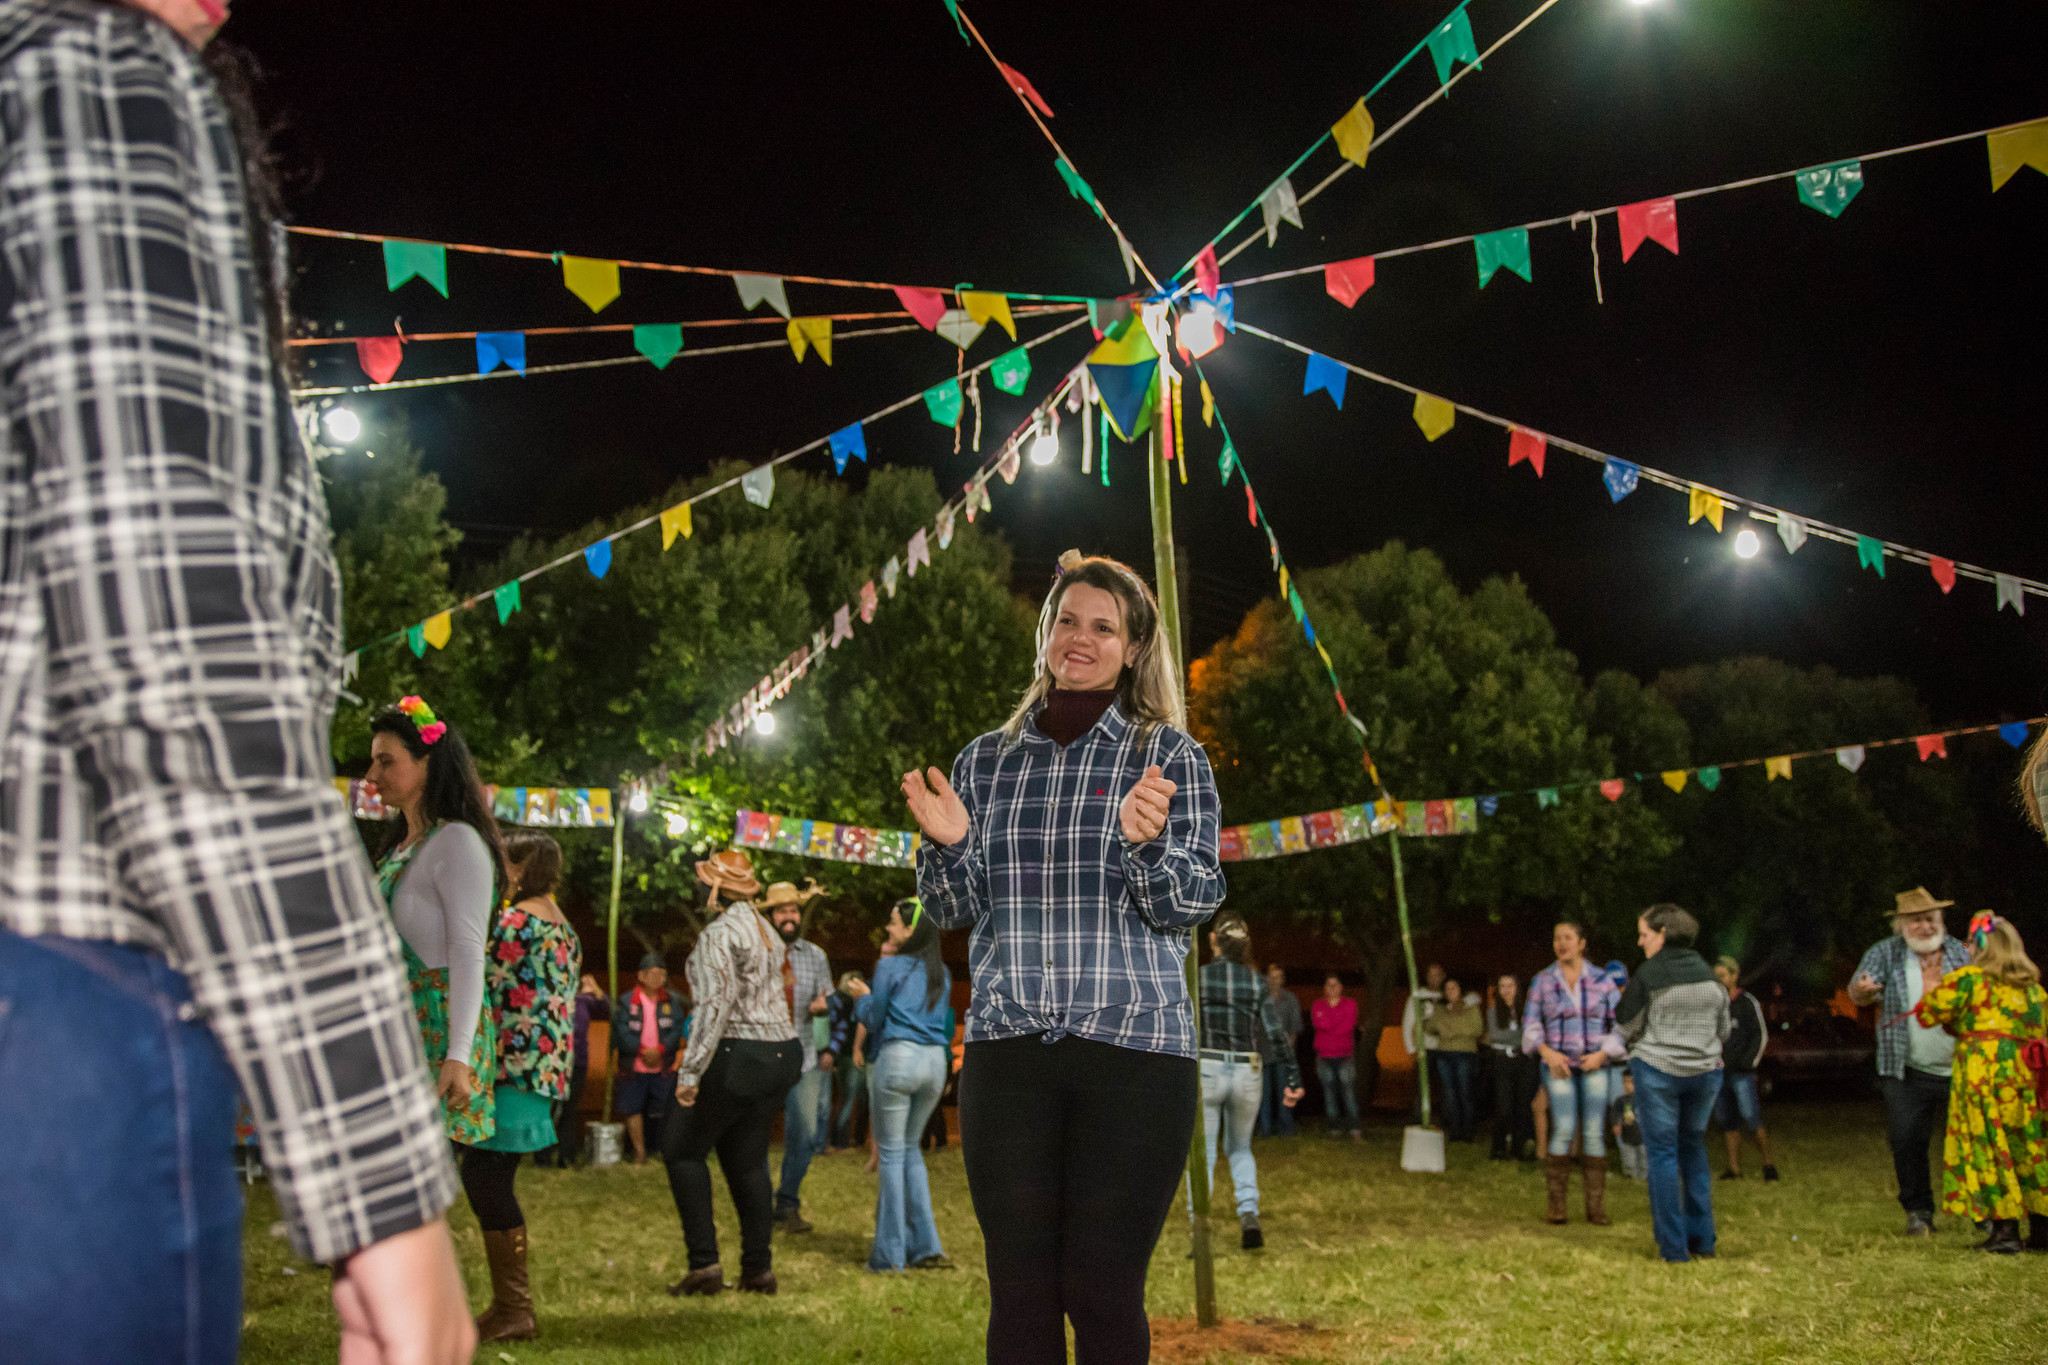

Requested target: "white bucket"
[
  {"left": 587, "top": 1121, "right": 624, "bottom": 1168},
  {"left": 1400, "top": 1125, "right": 1446, "bottom": 1173}
]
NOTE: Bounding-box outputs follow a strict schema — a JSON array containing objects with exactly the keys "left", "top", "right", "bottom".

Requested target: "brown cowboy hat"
[
  {"left": 695, "top": 849, "right": 762, "bottom": 898},
  {"left": 1890, "top": 886, "right": 1954, "bottom": 919},
  {"left": 759, "top": 878, "right": 826, "bottom": 908}
]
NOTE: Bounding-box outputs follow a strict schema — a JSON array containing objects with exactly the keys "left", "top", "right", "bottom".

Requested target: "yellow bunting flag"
[
  {"left": 1200, "top": 377, "right": 1215, "bottom": 428},
  {"left": 1174, "top": 376, "right": 1187, "bottom": 483},
  {"left": 422, "top": 610, "right": 452, "bottom": 650},
  {"left": 1331, "top": 98, "right": 1375, "bottom": 167},
  {"left": 561, "top": 256, "right": 621, "bottom": 313},
  {"left": 1278, "top": 566, "right": 1290, "bottom": 601},
  {"left": 1988, "top": 120, "right": 2048, "bottom": 191},
  {"left": 1688, "top": 485, "right": 1725, "bottom": 532},
  {"left": 1662, "top": 770, "right": 1688, "bottom": 793},
  {"left": 1765, "top": 755, "right": 1792, "bottom": 781},
  {"left": 1413, "top": 392, "right": 1455, "bottom": 442},
  {"left": 960, "top": 291, "right": 1016, "bottom": 339},
  {"left": 787, "top": 316, "right": 833, "bottom": 365},
  {"left": 660, "top": 502, "right": 693, "bottom": 550}
]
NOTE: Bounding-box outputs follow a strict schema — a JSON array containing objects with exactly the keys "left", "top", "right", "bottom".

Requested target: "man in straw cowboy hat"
[
  {"left": 1847, "top": 887, "right": 1971, "bottom": 1235},
  {"left": 759, "top": 879, "right": 834, "bottom": 1232},
  {"left": 664, "top": 850, "right": 804, "bottom": 1296}
]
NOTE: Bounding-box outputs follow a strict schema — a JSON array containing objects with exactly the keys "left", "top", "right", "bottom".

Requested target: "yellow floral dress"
[{"left": 1914, "top": 966, "right": 2048, "bottom": 1221}]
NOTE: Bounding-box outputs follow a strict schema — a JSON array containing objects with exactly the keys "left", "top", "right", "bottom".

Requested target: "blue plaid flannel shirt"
[
  {"left": 916, "top": 701, "right": 1225, "bottom": 1058},
  {"left": 1853, "top": 933, "right": 1970, "bottom": 1080}
]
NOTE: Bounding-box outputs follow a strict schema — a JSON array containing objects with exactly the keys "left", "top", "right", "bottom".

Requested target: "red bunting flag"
[
  {"left": 1508, "top": 427, "right": 1547, "bottom": 477},
  {"left": 1325, "top": 256, "right": 1375, "bottom": 308},
  {"left": 356, "top": 336, "right": 403, "bottom": 384},
  {"left": 997, "top": 61, "right": 1054, "bottom": 118},
  {"left": 1194, "top": 245, "right": 1221, "bottom": 301},
  {"left": 1599, "top": 778, "right": 1625, "bottom": 801},
  {"left": 1246, "top": 483, "right": 1257, "bottom": 526},
  {"left": 1616, "top": 197, "right": 1679, "bottom": 262},
  {"left": 1928, "top": 556, "right": 1956, "bottom": 594},
  {"left": 894, "top": 286, "right": 948, "bottom": 331},
  {"left": 1916, "top": 734, "right": 1948, "bottom": 761}
]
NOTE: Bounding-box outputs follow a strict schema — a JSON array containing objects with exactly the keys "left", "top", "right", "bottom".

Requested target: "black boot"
[
  {"left": 2029, "top": 1214, "right": 2048, "bottom": 1251},
  {"left": 1981, "top": 1218, "right": 2024, "bottom": 1255}
]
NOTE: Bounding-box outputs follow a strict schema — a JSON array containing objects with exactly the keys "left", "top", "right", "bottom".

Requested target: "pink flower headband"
[
  {"left": 396, "top": 695, "right": 447, "bottom": 746},
  {"left": 1968, "top": 910, "right": 2003, "bottom": 950}
]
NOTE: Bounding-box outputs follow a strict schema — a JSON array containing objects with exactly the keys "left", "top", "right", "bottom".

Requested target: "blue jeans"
[
  {"left": 1257, "top": 1050, "right": 1297, "bottom": 1136},
  {"left": 1713, "top": 1071, "right": 1761, "bottom": 1132},
  {"left": 1436, "top": 1051, "right": 1479, "bottom": 1141},
  {"left": 868, "top": 1042, "right": 947, "bottom": 1270},
  {"left": 0, "top": 932, "right": 243, "bottom": 1364},
  {"left": 1633, "top": 1060, "right": 1722, "bottom": 1262},
  {"left": 776, "top": 1067, "right": 829, "bottom": 1214},
  {"left": 1544, "top": 1063, "right": 1613, "bottom": 1157},
  {"left": 1190, "top": 1057, "right": 1263, "bottom": 1216},
  {"left": 1317, "top": 1056, "right": 1359, "bottom": 1133}
]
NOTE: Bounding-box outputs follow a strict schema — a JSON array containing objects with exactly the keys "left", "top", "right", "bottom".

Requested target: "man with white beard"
[{"left": 1847, "top": 888, "right": 1971, "bottom": 1236}]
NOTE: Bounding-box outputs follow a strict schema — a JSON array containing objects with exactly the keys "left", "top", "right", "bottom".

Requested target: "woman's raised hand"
[
  {"left": 1119, "top": 765, "right": 1177, "bottom": 843},
  {"left": 902, "top": 766, "right": 970, "bottom": 846}
]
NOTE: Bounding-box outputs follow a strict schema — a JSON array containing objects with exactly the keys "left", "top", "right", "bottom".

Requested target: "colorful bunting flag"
[
  {"left": 1200, "top": 378, "right": 1215, "bottom": 428},
  {"left": 1998, "top": 574, "right": 2026, "bottom": 616},
  {"left": 1260, "top": 177, "right": 1303, "bottom": 246},
  {"left": 1536, "top": 788, "right": 1559, "bottom": 808},
  {"left": 1795, "top": 161, "right": 1864, "bottom": 218},
  {"left": 1474, "top": 228, "right": 1532, "bottom": 287},
  {"left": 1603, "top": 459, "right": 1640, "bottom": 502},
  {"left": 741, "top": 464, "right": 774, "bottom": 508},
  {"left": 475, "top": 331, "right": 526, "bottom": 376},
  {"left": 1325, "top": 256, "right": 1375, "bottom": 308},
  {"left": 1508, "top": 427, "right": 1546, "bottom": 477},
  {"left": 584, "top": 541, "right": 612, "bottom": 579},
  {"left": 830, "top": 604, "right": 853, "bottom": 648},
  {"left": 936, "top": 506, "right": 954, "bottom": 551},
  {"left": 1246, "top": 483, "right": 1257, "bottom": 526},
  {"left": 561, "top": 255, "right": 621, "bottom": 313},
  {"left": 1192, "top": 247, "right": 1222, "bottom": 304},
  {"left": 895, "top": 286, "right": 948, "bottom": 330},
  {"left": 787, "top": 316, "right": 833, "bottom": 365},
  {"left": 1599, "top": 778, "right": 1625, "bottom": 801},
  {"left": 494, "top": 581, "right": 521, "bottom": 624},
  {"left": 1088, "top": 326, "right": 1160, "bottom": 441},
  {"left": 1698, "top": 766, "right": 1721, "bottom": 791},
  {"left": 1916, "top": 734, "right": 1947, "bottom": 761},
  {"left": 882, "top": 556, "right": 901, "bottom": 597},
  {"left": 660, "top": 502, "right": 692, "bottom": 549},
  {"left": 1219, "top": 437, "right": 1237, "bottom": 485},
  {"left": 1776, "top": 513, "right": 1808, "bottom": 555},
  {"left": 2002, "top": 722, "right": 2031, "bottom": 748},
  {"left": 1479, "top": 795, "right": 1499, "bottom": 816},
  {"left": 1616, "top": 197, "right": 1679, "bottom": 262},
  {"left": 1303, "top": 353, "right": 1348, "bottom": 409},
  {"left": 1929, "top": 556, "right": 1956, "bottom": 594},
  {"left": 859, "top": 580, "right": 878, "bottom": 623},
  {"left": 1425, "top": 9, "right": 1482, "bottom": 86},
  {"left": 979, "top": 347, "right": 1026, "bottom": 397},
  {"left": 422, "top": 610, "right": 451, "bottom": 650},
  {"left": 935, "top": 309, "right": 985, "bottom": 350},
  {"left": 1857, "top": 536, "right": 1886, "bottom": 577},
  {"left": 1055, "top": 156, "right": 1099, "bottom": 214},
  {"left": 634, "top": 323, "right": 683, "bottom": 369},
  {"left": 1662, "top": 770, "right": 1688, "bottom": 793},
  {"left": 733, "top": 273, "right": 791, "bottom": 318},
  {"left": 924, "top": 378, "right": 964, "bottom": 427},
  {"left": 1765, "top": 755, "right": 1792, "bottom": 781},
  {"left": 997, "top": 60, "right": 1054, "bottom": 117},
  {"left": 907, "top": 527, "right": 930, "bottom": 575},
  {"left": 1688, "top": 486, "right": 1725, "bottom": 532},
  {"left": 383, "top": 240, "right": 448, "bottom": 296},
  {"left": 1413, "top": 393, "right": 1455, "bottom": 442},
  {"left": 356, "top": 336, "right": 403, "bottom": 384},
  {"left": 962, "top": 291, "right": 1016, "bottom": 339},
  {"left": 407, "top": 623, "right": 426, "bottom": 657},
  {"left": 1117, "top": 232, "right": 1138, "bottom": 285},
  {"left": 1331, "top": 98, "right": 1375, "bottom": 167},
  {"left": 1988, "top": 120, "right": 2048, "bottom": 191},
  {"left": 828, "top": 422, "right": 867, "bottom": 474},
  {"left": 1837, "top": 745, "right": 1865, "bottom": 772}
]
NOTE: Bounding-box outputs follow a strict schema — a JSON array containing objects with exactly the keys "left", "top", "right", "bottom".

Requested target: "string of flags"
[
  {"left": 733, "top": 809, "right": 920, "bottom": 869},
  {"left": 342, "top": 314, "right": 1090, "bottom": 663},
  {"left": 335, "top": 778, "right": 615, "bottom": 827},
  {"left": 1240, "top": 322, "right": 2048, "bottom": 614},
  {"left": 1220, "top": 115, "right": 2048, "bottom": 310}
]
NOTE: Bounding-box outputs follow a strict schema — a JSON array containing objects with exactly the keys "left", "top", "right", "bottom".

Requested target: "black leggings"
[
  {"left": 662, "top": 1039, "right": 800, "bottom": 1277},
  {"left": 960, "top": 1034, "right": 1198, "bottom": 1365},
  {"left": 460, "top": 1147, "right": 525, "bottom": 1232}
]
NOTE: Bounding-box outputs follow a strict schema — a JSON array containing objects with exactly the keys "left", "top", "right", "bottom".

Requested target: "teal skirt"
[{"left": 471, "top": 1083, "right": 557, "bottom": 1154}]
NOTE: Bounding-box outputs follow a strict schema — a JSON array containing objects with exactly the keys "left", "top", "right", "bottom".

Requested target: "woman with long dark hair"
[
  {"left": 366, "top": 697, "right": 509, "bottom": 1146},
  {"left": 845, "top": 897, "right": 954, "bottom": 1271},
  {"left": 1488, "top": 973, "right": 1538, "bottom": 1161},
  {"left": 1523, "top": 921, "right": 1624, "bottom": 1226},
  {"left": 904, "top": 550, "right": 1224, "bottom": 1363},
  {"left": 463, "top": 831, "right": 580, "bottom": 1341}
]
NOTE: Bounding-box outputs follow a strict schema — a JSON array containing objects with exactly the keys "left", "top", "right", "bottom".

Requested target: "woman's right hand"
[
  {"left": 1539, "top": 1046, "right": 1571, "bottom": 1081},
  {"left": 902, "top": 766, "right": 969, "bottom": 846},
  {"left": 435, "top": 1059, "right": 473, "bottom": 1109},
  {"left": 843, "top": 977, "right": 871, "bottom": 999}
]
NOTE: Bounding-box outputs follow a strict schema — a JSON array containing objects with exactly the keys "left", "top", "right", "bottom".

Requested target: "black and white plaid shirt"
[
  {"left": 0, "top": 3, "right": 454, "bottom": 1263},
  {"left": 1199, "top": 957, "right": 1302, "bottom": 1091}
]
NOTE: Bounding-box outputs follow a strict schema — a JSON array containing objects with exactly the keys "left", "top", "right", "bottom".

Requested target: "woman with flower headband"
[
  {"left": 366, "top": 697, "right": 510, "bottom": 1152},
  {"left": 844, "top": 896, "right": 954, "bottom": 1272},
  {"left": 1912, "top": 911, "right": 2048, "bottom": 1254},
  {"left": 904, "top": 550, "right": 1223, "bottom": 1364}
]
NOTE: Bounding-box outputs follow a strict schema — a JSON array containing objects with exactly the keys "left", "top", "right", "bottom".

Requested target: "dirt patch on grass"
[{"left": 1149, "top": 1316, "right": 1327, "bottom": 1362}]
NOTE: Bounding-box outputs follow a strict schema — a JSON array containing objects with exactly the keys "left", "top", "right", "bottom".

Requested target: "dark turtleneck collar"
[{"left": 1035, "top": 688, "right": 1118, "bottom": 748}]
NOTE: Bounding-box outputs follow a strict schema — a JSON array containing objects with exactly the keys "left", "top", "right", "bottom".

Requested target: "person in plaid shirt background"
[
  {"left": 907, "top": 550, "right": 1224, "bottom": 1365},
  {"left": 0, "top": 3, "right": 470, "bottom": 1362}
]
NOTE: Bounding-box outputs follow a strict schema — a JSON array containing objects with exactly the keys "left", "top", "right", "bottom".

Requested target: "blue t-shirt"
[{"left": 856, "top": 954, "right": 954, "bottom": 1051}]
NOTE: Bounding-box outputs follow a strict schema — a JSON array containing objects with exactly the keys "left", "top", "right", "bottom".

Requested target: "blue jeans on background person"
[
  {"left": 1713, "top": 1071, "right": 1761, "bottom": 1132},
  {"left": 868, "top": 1041, "right": 947, "bottom": 1270},
  {"left": 834, "top": 1061, "right": 870, "bottom": 1147},
  {"left": 1191, "top": 1057, "right": 1264, "bottom": 1216},
  {"left": 776, "top": 1067, "right": 830, "bottom": 1216},
  {"left": 1436, "top": 1051, "right": 1479, "bottom": 1141},
  {"left": 1633, "top": 1059, "right": 1723, "bottom": 1262},
  {"left": 1257, "top": 1050, "right": 1298, "bottom": 1136},
  {"left": 0, "top": 931, "right": 243, "bottom": 1365},
  {"left": 1544, "top": 1063, "right": 1614, "bottom": 1157},
  {"left": 1317, "top": 1056, "right": 1360, "bottom": 1134}
]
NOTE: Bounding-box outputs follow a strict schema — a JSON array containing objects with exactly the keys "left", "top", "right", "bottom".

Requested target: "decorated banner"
[
  {"left": 1220, "top": 796, "right": 1477, "bottom": 862},
  {"left": 334, "top": 779, "right": 614, "bottom": 827},
  {"left": 733, "top": 810, "right": 920, "bottom": 869}
]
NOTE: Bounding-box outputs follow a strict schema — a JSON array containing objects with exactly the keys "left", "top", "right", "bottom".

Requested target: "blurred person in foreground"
[{"left": 0, "top": 2, "right": 471, "bottom": 1361}]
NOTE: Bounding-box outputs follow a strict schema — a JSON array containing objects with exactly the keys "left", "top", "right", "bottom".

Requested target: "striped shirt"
[
  {"left": 917, "top": 700, "right": 1225, "bottom": 1058},
  {"left": 1522, "top": 961, "right": 1624, "bottom": 1061},
  {"left": 0, "top": 4, "right": 452, "bottom": 1263},
  {"left": 679, "top": 901, "right": 799, "bottom": 1088}
]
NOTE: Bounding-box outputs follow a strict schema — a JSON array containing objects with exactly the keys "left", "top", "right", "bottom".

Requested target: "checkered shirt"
[
  {"left": 916, "top": 701, "right": 1225, "bottom": 1058},
  {"left": 1853, "top": 933, "right": 1971, "bottom": 1080},
  {"left": 0, "top": 4, "right": 453, "bottom": 1263},
  {"left": 788, "top": 936, "right": 831, "bottom": 1071},
  {"left": 1200, "top": 957, "right": 1302, "bottom": 1091},
  {"left": 1522, "top": 961, "right": 1625, "bottom": 1061}
]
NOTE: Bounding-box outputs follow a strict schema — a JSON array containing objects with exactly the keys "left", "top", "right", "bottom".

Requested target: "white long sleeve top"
[{"left": 389, "top": 822, "right": 495, "bottom": 1065}]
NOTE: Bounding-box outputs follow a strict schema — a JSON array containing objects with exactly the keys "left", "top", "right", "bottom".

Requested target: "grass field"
[{"left": 240, "top": 1098, "right": 2048, "bottom": 1363}]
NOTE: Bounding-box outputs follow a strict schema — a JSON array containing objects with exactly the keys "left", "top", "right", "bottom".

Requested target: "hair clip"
[
  {"left": 396, "top": 695, "right": 448, "bottom": 746},
  {"left": 1968, "top": 910, "right": 2000, "bottom": 949}
]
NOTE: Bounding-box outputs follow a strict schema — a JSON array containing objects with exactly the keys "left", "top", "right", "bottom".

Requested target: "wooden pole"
[
  {"left": 602, "top": 804, "right": 625, "bottom": 1122},
  {"left": 1389, "top": 831, "right": 1429, "bottom": 1129}
]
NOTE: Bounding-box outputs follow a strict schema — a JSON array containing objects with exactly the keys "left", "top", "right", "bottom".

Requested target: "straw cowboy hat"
[
  {"left": 759, "top": 878, "right": 827, "bottom": 909},
  {"left": 1890, "top": 886, "right": 1954, "bottom": 919},
  {"left": 695, "top": 849, "right": 761, "bottom": 899}
]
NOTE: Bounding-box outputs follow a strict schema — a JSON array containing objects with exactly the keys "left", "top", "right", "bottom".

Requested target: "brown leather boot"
[
  {"left": 1544, "top": 1155, "right": 1571, "bottom": 1224},
  {"left": 1581, "top": 1156, "right": 1611, "bottom": 1226},
  {"left": 668, "top": 1265, "right": 725, "bottom": 1296},
  {"left": 475, "top": 1226, "right": 537, "bottom": 1342}
]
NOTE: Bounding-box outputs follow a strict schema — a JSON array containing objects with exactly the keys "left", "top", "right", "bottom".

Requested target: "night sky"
[{"left": 240, "top": 0, "right": 2048, "bottom": 728}]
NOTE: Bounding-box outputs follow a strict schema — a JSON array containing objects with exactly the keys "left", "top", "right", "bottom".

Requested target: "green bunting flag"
[
  {"left": 494, "top": 580, "right": 521, "bottom": 624},
  {"left": 1536, "top": 788, "right": 1559, "bottom": 808},
  {"left": 1697, "top": 766, "right": 1721, "bottom": 791},
  {"left": 1425, "top": 9, "right": 1482, "bottom": 86},
  {"left": 1857, "top": 535, "right": 1886, "bottom": 577},
  {"left": 990, "top": 346, "right": 1031, "bottom": 395},
  {"left": 924, "top": 378, "right": 964, "bottom": 426},
  {"left": 634, "top": 323, "right": 683, "bottom": 369},
  {"left": 407, "top": 622, "right": 427, "bottom": 657},
  {"left": 383, "top": 240, "right": 448, "bottom": 297},
  {"left": 1795, "top": 160, "right": 1864, "bottom": 218},
  {"left": 1055, "top": 156, "right": 1100, "bottom": 216},
  {"left": 1219, "top": 437, "right": 1237, "bottom": 485},
  {"left": 1474, "top": 228, "right": 1531, "bottom": 287}
]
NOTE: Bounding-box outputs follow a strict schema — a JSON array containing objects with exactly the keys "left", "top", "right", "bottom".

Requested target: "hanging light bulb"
[
  {"left": 323, "top": 406, "right": 362, "bottom": 444},
  {"left": 1733, "top": 528, "right": 1761, "bottom": 559},
  {"left": 1028, "top": 412, "right": 1059, "bottom": 466},
  {"left": 665, "top": 811, "right": 689, "bottom": 837},
  {"left": 754, "top": 710, "right": 777, "bottom": 736},
  {"left": 629, "top": 787, "right": 649, "bottom": 814}
]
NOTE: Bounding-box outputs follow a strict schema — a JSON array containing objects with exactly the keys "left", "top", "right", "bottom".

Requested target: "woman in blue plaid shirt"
[{"left": 907, "top": 551, "right": 1224, "bottom": 1365}]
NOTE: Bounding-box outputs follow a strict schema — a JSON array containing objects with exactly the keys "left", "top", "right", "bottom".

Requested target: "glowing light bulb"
[
  {"left": 754, "top": 710, "right": 776, "bottom": 736},
  {"left": 1029, "top": 416, "right": 1058, "bottom": 466},
  {"left": 323, "top": 406, "right": 362, "bottom": 443},
  {"left": 665, "top": 812, "right": 688, "bottom": 837},
  {"left": 1734, "top": 529, "right": 1760, "bottom": 559},
  {"left": 629, "top": 788, "right": 649, "bottom": 813}
]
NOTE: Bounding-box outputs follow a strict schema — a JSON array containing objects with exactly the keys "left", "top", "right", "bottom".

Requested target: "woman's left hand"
[
  {"left": 1119, "top": 765, "right": 1177, "bottom": 843},
  {"left": 1579, "top": 1052, "right": 1607, "bottom": 1072},
  {"left": 844, "top": 978, "right": 871, "bottom": 999},
  {"left": 1282, "top": 1087, "right": 1305, "bottom": 1109},
  {"left": 435, "top": 1059, "right": 473, "bottom": 1108}
]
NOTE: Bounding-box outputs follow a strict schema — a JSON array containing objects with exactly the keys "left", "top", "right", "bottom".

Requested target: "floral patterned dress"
[
  {"left": 376, "top": 836, "right": 497, "bottom": 1145},
  {"left": 1915, "top": 965, "right": 2048, "bottom": 1221},
  {"left": 472, "top": 901, "right": 581, "bottom": 1153}
]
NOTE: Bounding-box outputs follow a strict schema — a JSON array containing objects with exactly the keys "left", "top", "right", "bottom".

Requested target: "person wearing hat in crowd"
[
  {"left": 759, "top": 878, "right": 833, "bottom": 1233},
  {"left": 613, "top": 950, "right": 688, "bottom": 1164},
  {"left": 1847, "top": 887, "right": 1972, "bottom": 1235},
  {"left": 666, "top": 850, "right": 803, "bottom": 1296}
]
